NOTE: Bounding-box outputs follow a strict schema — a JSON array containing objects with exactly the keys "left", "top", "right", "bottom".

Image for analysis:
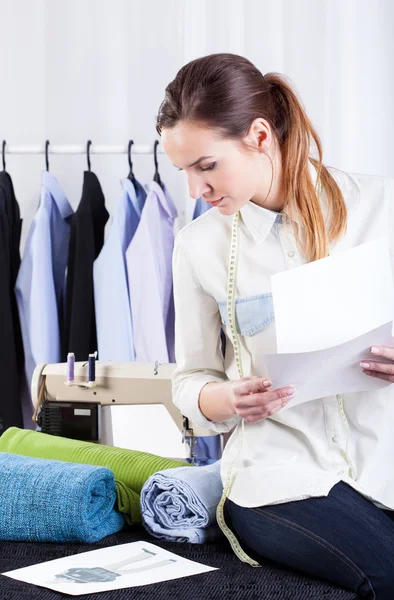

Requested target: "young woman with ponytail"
[{"left": 157, "top": 53, "right": 394, "bottom": 597}]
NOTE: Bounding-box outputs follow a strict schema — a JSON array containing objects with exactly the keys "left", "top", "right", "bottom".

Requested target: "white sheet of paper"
[
  {"left": 262, "top": 321, "right": 393, "bottom": 410},
  {"left": 1, "top": 541, "right": 217, "bottom": 596},
  {"left": 271, "top": 237, "right": 394, "bottom": 353}
]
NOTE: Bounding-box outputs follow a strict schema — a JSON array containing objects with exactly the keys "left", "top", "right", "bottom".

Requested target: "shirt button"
[
  {"left": 332, "top": 435, "right": 338, "bottom": 443},
  {"left": 288, "top": 250, "right": 295, "bottom": 258}
]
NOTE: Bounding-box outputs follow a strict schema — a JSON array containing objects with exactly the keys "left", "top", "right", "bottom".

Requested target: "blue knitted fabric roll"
[{"left": 0, "top": 452, "right": 125, "bottom": 543}]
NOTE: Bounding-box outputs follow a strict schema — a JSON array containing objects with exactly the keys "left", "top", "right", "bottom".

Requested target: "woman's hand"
[
  {"left": 228, "top": 376, "right": 296, "bottom": 423},
  {"left": 360, "top": 345, "right": 394, "bottom": 383}
]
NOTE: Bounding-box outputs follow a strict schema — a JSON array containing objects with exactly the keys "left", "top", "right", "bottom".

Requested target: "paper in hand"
[
  {"left": 271, "top": 237, "right": 394, "bottom": 353},
  {"left": 263, "top": 321, "right": 393, "bottom": 410},
  {"left": 264, "top": 237, "right": 394, "bottom": 408}
]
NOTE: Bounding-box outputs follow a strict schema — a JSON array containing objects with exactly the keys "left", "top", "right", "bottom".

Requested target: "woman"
[{"left": 157, "top": 53, "right": 394, "bottom": 598}]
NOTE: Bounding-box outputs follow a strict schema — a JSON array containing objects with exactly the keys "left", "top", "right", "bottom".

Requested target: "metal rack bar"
[{"left": 3, "top": 144, "right": 164, "bottom": 155}]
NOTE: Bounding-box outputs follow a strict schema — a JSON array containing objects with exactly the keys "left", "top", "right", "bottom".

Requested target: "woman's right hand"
[{"left": 227, "top": 376, "right": 296, "bottom": 423}]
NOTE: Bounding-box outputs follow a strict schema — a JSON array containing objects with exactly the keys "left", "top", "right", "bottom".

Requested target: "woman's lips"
[{"left": 208, "top": 197, "right": 224, "bottom": 207}]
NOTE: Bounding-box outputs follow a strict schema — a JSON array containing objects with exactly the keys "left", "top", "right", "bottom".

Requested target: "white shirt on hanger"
[{"left": 171, "top": 160, "right": 394, "bottom": 510}]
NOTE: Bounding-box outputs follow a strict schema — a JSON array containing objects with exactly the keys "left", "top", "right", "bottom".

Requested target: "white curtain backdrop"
[
  {"left": 1, "top": 0, "right": 393, "bottom": 247},
  {"left": 1, "top": 0, "right": 393, "bottom": 453}
]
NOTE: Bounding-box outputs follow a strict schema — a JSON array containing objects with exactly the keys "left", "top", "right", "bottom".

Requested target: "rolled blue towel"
[
  {"left": 0, "top": 452, "right": 125, "bottom": 543},
  {"left": 140, "top": 460, "right": 223, "bottom": 543}
]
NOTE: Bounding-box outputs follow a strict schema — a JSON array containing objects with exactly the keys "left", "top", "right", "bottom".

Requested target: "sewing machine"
[{"left": 31, "top": 361, "right": 221, "bottom": 462}]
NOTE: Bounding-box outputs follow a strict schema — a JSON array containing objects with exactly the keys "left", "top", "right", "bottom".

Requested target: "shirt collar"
[
  {"left": 240, "top": 159, "right": 321, "bottom": 243},
  {"left": 41, "top": 170, "right": 73, "bottom": 221},
  {"left": 145, "top": 181, "right": 178, "bottom": 220},
  {"left": 239, "top": 201, "right": 279, "bottom": 244},
  {"left": 121, "top": 177, "right": 146, "bottom": 218}
]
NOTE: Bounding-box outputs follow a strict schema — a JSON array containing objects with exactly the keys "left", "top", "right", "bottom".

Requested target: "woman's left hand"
[{"left": 360, "top": 345, "right": 394, "bottom": 383}]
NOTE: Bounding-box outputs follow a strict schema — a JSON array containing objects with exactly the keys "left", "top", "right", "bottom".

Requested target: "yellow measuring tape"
[
  {"left": 215, "top": 211, "right": 261, "bottom": 567},
  {"left": 215, "top": 179, "right": 356, "bottom": 564}
]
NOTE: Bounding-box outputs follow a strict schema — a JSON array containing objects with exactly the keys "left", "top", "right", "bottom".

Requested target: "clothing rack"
[{"left": 2, "top": 144, "right": 164, "bottom": 155}]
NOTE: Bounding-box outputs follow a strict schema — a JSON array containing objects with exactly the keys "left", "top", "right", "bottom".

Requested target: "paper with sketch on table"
[{"left": 1, "top": 540, "right": 217, "bottom": 596}]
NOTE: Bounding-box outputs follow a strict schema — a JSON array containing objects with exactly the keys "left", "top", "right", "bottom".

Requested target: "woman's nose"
[{"left": 187, "top": 175, "right": 211, "bottom": 200}]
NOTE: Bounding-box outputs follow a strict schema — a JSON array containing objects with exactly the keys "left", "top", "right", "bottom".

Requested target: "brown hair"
[{"left": 156, "top": 53, "right": 347, "bottom": 262}]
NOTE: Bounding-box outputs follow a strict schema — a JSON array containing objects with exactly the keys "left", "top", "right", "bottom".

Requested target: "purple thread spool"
[
  {"left": 88, "top": 353, "right": 96, "bottom": 383},
  {"left": 67, "top": 353, "right": 75, "bottom": 382}
]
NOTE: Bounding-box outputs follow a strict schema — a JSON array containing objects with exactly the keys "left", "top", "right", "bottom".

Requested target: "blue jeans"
[{"left": 223, "top": 482, "right": 394, "bottom": 599}]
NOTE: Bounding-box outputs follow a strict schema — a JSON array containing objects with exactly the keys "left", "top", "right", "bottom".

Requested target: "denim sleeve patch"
[{"left": 217, "top": 293, "right": 275, "bottom": 336}]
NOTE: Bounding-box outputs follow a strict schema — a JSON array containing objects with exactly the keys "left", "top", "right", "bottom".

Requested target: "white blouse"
[{"left": 171, "top": 160, "right": 394, "bottom": 511}]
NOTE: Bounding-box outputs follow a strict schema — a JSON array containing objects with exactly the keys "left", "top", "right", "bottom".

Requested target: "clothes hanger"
[
  {"left": 45, "top": 140, "right": 50, "bottom": 171},
  {"left": 87, "top": 140, "right": 92, "bottom": 172},
  {"left": 153, "top": 140, "right": 163, "bottom": 189},
  {"left": 127, "top": 140, "right": 137, "bottom": 186}
]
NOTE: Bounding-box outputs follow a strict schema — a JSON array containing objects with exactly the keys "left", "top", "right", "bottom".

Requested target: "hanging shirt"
[
  {"left": 0, "top": 171, "right": 22, "bottom": 293},
  {"left": 15, "top": 171, "right": 73, "bottom": 394},
  {"left": 126, "top": 181, "right": 177, "bottom": 363},
  {"left": 0, "top": 171, "right": 23, "bottom": 432},
  {"left": 94, "top": 177, "right": 147, "bottom": 361},
  {"left": 172, "top": 160, "right": 394, "bottom": 511},
  {"left": 64, "top": 171, "right": 109, "bottom": 361},
  {"left": 192, "top": 196, "right": 211, "bottom": 220}
]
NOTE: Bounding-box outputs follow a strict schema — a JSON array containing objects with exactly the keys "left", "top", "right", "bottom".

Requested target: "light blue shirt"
[
  {"left": 126, "top": 181, "right": 177, "bottom": 363},
  {"left": 15, "top": 171, "right": 73, "bottom": 388},
  {"left": 94, "top": 178, "right": 147, "bottom": 361}
]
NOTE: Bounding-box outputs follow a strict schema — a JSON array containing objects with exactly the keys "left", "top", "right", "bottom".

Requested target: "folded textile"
[
  {"left": 0, "top": 452, "right": 125, "bottom": 543},
  {"left": 0, "top": 428, "right": 189, "bottom": 525},
  {"left": 140, "top": 459, "right": 224, "bottom": 543}
]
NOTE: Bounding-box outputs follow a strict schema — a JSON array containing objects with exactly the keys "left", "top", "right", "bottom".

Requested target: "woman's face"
[{"left": 161, "top": 119, "right": 281, "bottom": 216}]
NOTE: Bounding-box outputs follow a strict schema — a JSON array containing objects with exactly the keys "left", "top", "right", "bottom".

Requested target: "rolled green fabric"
[{"left": 0, "top": 427, "right": 189, "bottom": 524}]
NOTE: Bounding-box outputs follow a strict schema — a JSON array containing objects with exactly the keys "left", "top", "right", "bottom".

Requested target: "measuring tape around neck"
[{"left": 215, "top": 211, "right": 261, "bottom": 567}]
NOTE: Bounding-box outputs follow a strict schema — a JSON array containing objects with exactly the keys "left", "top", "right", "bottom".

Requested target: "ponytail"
[{"left": 264, "top": 73, "right": 347, "bottom": 260}]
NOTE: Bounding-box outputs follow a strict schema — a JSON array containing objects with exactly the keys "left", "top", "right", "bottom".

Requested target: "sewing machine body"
[{"left": 32, "top": 361, "right": 218, "bottom": 460}]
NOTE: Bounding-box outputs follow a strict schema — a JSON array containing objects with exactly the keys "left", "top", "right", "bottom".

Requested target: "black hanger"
[
  {"left": 45, "top": 140, "right": 50, "bottom": 171},
  {"left": 2, "top": 140, "right": 6, "bottom": 171},
  {"left": 127, "top": 140, "right": 137, "bottom": 185},
  {"left": 87, "top": 140, "right": 92, "bottom": 172},
  {"left": 153, "top": 140, "right": 163, "bottom": 188}
]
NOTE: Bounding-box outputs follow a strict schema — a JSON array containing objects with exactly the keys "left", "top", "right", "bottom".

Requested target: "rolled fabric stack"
[
  {"left": 0, "top": 427, "right": 189, "bottom": 524},
  {"left": 0, "top": 453, "right": 125, "bottom": 543},
  {"left": 140, "top": 460, "right": 224, "bottom": 543}
]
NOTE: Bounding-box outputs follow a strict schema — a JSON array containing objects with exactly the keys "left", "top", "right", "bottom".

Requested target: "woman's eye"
[{"left": 200, "top": 162, "right": 216, "bottom": 172}]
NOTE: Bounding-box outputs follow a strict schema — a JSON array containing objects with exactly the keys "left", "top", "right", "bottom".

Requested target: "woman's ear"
[{"left": 244, "top": 118, "right": 272, "bottom": 152}]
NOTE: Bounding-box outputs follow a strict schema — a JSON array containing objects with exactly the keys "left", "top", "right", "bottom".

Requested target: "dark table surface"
[{"left": 0, "top": 525, "right": 358, "bottom": 600}]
